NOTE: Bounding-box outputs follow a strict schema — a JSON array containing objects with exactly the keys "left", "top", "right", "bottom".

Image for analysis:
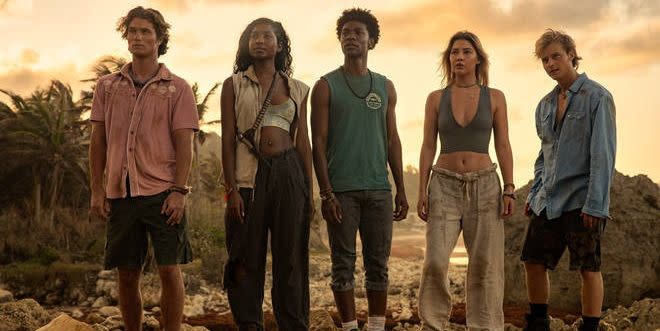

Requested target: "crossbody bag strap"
[{"left": 236, "top": 71, "right": 279, "bottom": 157}]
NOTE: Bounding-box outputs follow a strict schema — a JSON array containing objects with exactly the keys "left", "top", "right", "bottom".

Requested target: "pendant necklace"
[{"left": 341, "top": 66, "right": 373, "bottom": 100}]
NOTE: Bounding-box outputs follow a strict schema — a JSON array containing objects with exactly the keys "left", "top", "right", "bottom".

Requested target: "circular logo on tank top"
[{"left": 365, "top": 92, "right": 382, "bottom": 110}]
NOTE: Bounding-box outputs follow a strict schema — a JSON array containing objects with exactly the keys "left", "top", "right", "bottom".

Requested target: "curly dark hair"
[
  {"left": 116, "top": 6, "right": 171, "bottom": 57},
  {"left": 336, "top": 8, "right": 380, "bottom": 49},
  {"left": 233, "top": 18, "right": 293, "bottom": 76}
]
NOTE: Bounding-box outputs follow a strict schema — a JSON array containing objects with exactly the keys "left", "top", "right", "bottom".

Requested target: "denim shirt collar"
[{"left": 551, "top": 72, "right": 588, "bottom": 97}]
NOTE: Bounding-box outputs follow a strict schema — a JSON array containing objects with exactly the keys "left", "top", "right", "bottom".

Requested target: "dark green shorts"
[
  {"left": 104, "top": 192, "right": 193, "bottom": 270},
  {"left": 521, "top": 209, "right": 605, "bottom": 271}
]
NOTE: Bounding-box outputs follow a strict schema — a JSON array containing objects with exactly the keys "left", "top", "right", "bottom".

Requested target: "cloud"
[
  {"left": 377, "top": 0, "right": 611, "bottom": 50},
  {"left": 19, "top": 48, "right": 39, "bottom": 65},
  {"left": 0, "top": 0, "right": 32, "bottom": 15},
  {"left": 586, "top": 21, "right": 660, "bottom": 73},
  {"left": 624, "top": 0, "right": 660, "bottom": 17},
  {"left": 0, "top": 65, "right": 86, "bottom": 97},
  {"left": 148, "top": 0, "right": 266, "bottom": 12}
]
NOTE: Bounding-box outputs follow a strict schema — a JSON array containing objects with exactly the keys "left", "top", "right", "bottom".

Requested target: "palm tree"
[
  {"left": 187, "top": 82, "right": 221, "bottom": 224},
  {"left": 79, "top": 55, "right": 128, "bottom": 109},
  {"left": 0, "top": 81, "right": 89, "bottom": 225}
]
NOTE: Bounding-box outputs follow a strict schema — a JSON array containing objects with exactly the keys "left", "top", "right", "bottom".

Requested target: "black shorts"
[
  {"left": 520, "top": 209, "right": 605, "bottom": 271},
  {"left": 104, "top": 191, "right": 193, "bottom": 270}
]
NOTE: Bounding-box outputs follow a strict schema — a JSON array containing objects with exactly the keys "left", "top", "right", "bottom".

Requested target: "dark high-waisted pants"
[{"left": 224, "top": 149, "right": 310, "bottom": 331}]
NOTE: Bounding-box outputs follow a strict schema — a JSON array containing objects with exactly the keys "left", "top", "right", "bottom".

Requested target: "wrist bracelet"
[
  {"left": 320, "top": 192, "right": 335, "bottom": 202},
  {"left": 320, "top": 187, "right": 333, "bottom": 195},
  {"left": 503, "top": 192, "right": 516, "bottom": 200},
  {"left": 503, "top": 183, "right": 515, "bottom": 190},
  {"left": 168, "top": 185, "right": 191, "bottom": 195}
]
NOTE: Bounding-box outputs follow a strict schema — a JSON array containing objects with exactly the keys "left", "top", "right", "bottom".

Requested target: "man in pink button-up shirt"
[{"left": 89, "top": 7, "right": 198, "bottom": 331}]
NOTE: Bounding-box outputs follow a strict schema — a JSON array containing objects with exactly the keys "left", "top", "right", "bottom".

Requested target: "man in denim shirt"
[{"left": 520, "top": 29, "right": 616, "bottom": 331}]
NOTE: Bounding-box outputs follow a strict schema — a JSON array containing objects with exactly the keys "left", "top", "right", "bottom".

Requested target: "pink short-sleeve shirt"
[{"left": 90, "top": 63, "right": 199, "bottom": 199}]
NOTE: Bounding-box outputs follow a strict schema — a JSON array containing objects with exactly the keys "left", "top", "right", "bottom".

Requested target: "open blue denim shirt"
[{"left": 526, "top": 73, "right": 616, "bottom": 220}]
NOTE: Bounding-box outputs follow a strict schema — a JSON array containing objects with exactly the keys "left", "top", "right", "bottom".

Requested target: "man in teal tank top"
[{"left": 311, "top": 8, "right": 408, "bottom": 331}]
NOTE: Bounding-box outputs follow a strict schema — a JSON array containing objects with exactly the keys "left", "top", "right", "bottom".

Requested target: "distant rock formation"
[{"left": 503, "top": 171, "right": 660, "bottom": 311}]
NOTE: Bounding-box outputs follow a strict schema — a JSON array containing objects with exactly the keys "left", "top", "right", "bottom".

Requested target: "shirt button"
[
  {"left": 129, "top": 148, "right": 133, "bottom": 152},
  {"left": 130, "top": 131, "right": 135, "bottom": 135}
]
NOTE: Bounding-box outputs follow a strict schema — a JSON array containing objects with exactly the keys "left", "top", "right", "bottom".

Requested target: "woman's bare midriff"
[
  {"left": 259, "top": 126, "right": 293, "bottom": 156},
  {"left": 435, "top": 151, "right": 492, "bottom": 174}
]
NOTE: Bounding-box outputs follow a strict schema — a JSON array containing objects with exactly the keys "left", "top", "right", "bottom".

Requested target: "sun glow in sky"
[{"left": 1, "top": 0, "right": 658, "bottom": 186}]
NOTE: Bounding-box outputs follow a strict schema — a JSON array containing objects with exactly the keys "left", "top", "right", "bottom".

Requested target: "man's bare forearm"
[
  {"left": 388, "top": 136, "right": 405, "bottom": 193},
  {"left": 173, "top": 129, "right": 194, "bottom": 187},
  {"left": 89, "top": 123, "right": 107, "bottom": 192}
]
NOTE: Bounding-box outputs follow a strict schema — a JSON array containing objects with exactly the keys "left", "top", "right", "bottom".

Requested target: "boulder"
[
  {"left": 86, "top": 312, "right": 105, "bottom": 324},
  {"left": 92, "top": 296, "right": 110, "bottom": 308},
  {"left": 504, "top": 172, "right": 660, "bottom": 310},
  {"left": 0, "top": 298, "right": 51, "bottom": 331},
  {"left": 183, "top": 294, "right": 206, "bottom": 317},
  {"left": 601, "top": 298, "right": 659, "bottom": 330},
  {"left": 0, "top": 289, "right": 13, "bottom": 303},
  {"left": 309, "top": 309, "right": 337, "bottom": 330},
  {"left": 143, "top": 315, "right": 160, "bottom": 330},
  {"left": 100, "top": 315, "right": 123, "bottom": 329},
  {"left": 181, "top": 324, "right": 210, "bottom": 331},
  {"left": 98, "top": 305, "right": 120, "bottom": 317},
  {"left": 71, "top": 308, "right": 84, "bottom": 319},
  {"left": 36, "top": 314, "right": 94, "bottom": 331}
]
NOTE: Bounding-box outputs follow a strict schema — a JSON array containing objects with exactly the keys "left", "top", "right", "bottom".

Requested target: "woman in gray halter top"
[{"left": 416, "top": 31, "right": 515, "bottom": 330}]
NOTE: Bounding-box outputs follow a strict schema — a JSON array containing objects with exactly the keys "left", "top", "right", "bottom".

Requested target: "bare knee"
[
  {"left": 524, "top": 262, "right": 547, "bottom": 275},
  {"left": 118, "top": 268, "right": 141, "bottom": 287},
  {"left": 580, "top": 270, "right": 601, "bottom": 282},
  {"left": 157, "top": 265, "right": 181, "bottom": 281}
]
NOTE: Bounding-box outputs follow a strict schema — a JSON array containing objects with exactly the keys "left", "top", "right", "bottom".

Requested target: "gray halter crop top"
[{"left": 438, "top": 86, "right": 492, "bottom": 154}]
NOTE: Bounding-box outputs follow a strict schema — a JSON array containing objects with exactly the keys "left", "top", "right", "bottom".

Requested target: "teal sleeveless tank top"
[{"left": 322, "top": 67, "right": 390, "bottom": 192}]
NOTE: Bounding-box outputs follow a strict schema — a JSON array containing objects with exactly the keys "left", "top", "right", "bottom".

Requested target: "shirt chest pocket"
[
  {"left": 538, "top": 107, "right": 554, "bottom": 141},
  {"left": 563, "top": 110, "right": 588, "bottom": 144}
]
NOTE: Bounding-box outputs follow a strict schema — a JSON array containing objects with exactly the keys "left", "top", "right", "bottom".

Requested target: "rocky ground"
[
  {"left": 1, "top": 251, "right": 658, "bottom": 330},
  {"left": 1, "top": 171, "right": 657, "bottom": 330}
]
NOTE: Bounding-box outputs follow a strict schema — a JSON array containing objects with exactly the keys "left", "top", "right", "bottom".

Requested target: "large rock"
[
  {"left": 97, "top": 305, "right": 120, "bottom": 317},
  {"left": 183, "top": 294, "right": 206, "bottom": 317},
  {"left": 0, "top": 298, "right": 51, "bottom": 331},
  {"left": 36, "top": 314, "right": 94, "bottom": 331},
  {"left": 180, "top": 324, "right": 210, "bottom": 331},
  {"left": 504, "top": 172, "right": 660, "bottom": 311},
  {"left": 0, "top": 289, "right": 13, "bottom": 303},
  {"left": 601, "top": 298, "right": 659, "bottom": 330},
  {"left": 309, "top": 309, "right": 337, "bottom": 331}
]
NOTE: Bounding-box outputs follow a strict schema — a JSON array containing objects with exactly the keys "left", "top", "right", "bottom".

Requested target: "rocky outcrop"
[
  {"left": 601, "top": 298, "right": 659, "bottom": 330},
  {"left": 0, "top": 298, "right": 51, "bottom": 331},
  {"left": 504, "top": 172, "right": 660, "bottom": 311},
  {"left": 36, "top": 314, "right": 94, "bottom": 331},
  {"left": 0, "top": 264, "right": 99, "bottom": 306}
]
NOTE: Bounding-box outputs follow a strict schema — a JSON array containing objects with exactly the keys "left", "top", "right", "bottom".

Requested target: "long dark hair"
[{"left": 233, "top": 18, "right": 293, "bottom": 76}]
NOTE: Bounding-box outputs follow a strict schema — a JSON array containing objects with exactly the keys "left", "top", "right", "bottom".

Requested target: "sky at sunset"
[{"left": 1, "top": 0, "right": 658, "bottom": 187}]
